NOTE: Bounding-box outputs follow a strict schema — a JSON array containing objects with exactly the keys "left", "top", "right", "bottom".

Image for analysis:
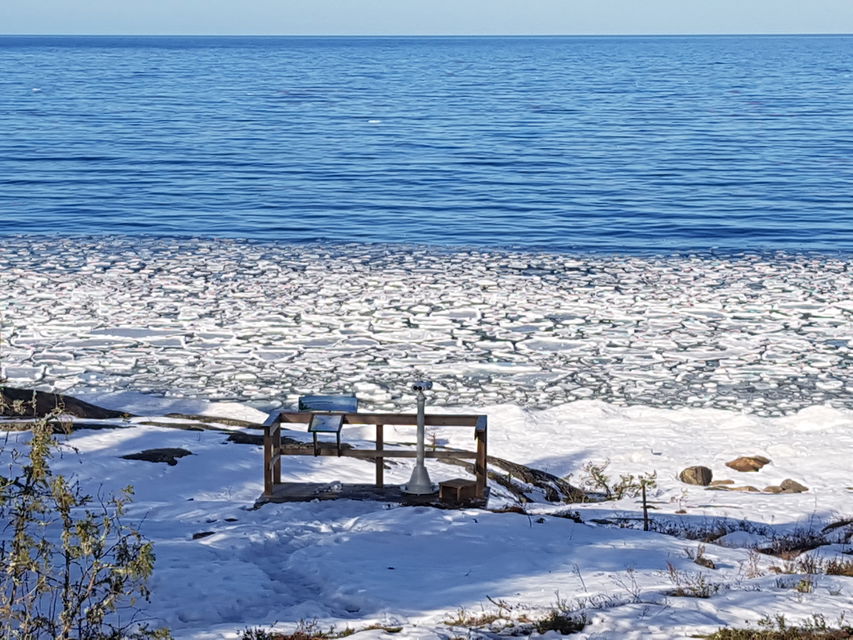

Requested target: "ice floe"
[{"left": 0, "top": 236, "right": 850, "bottom": 415}]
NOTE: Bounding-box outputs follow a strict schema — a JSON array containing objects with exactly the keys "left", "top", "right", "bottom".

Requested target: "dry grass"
[
  {"left": 770, "top": 554, "right": 853, "bottom": 577},
  {"left": 444, "top": 606, "right": 504, "bottom": 628},
  {"left": 826, "top": 557, "right": 853, "bottom": 577},
  {"left": 238, "top": 620, "right": 403, "bottom": 640},
  {"left": 700, "top": 614, "right": 852, "bottom": 639}
]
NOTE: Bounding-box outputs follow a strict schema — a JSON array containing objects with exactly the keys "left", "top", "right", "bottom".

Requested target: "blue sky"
[{"left": 2, "top": 0, "right": 852, "bottom": 36}]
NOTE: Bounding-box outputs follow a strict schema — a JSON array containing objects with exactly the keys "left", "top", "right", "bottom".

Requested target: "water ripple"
[{"left": 1, "top": 35, "right": 852, "bottom": 253}]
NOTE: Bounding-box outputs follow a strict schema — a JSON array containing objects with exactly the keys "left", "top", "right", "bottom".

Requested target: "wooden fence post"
[
  {"left": 273, "top": 418, "right": 281, "bottom": 487},
  {"left": 263, "top": 412, "right": 282, "bottom": 498},
  {"left": 263, "top": 422, "right": 273, "bottom": 497},
  {"left": 475, "top": 425, "right": 488, "bottom": 498},
  {"left": 375, "top": 424, "right": 384, "bottom": 488}
]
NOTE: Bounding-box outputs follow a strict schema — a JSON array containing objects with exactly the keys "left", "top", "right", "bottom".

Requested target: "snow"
[
  {"left": 1, "top": 237, "right": 851, "bottom": 638},
  {"left": 2, "top": 398, "right": 850, "bottom": 639}
]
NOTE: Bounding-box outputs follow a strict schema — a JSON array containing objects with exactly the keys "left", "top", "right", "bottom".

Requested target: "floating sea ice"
[
  {"left": 517, "top": 338, "right": 584, "bottom": 352},
  {"left": 90, "top": 327, "right": 183, "bottom": 339},
  {"left": 63, "top": 337, "right": 137, "bottom": 349},
  {"left": 2, "top": 236, "right": 851, "bottom": 413},
  {"left": 509, "top": 372, "right": 567, "bottom": 385},
  {"left": 2, "top": 365, "right": 45, "bottom": 383}
]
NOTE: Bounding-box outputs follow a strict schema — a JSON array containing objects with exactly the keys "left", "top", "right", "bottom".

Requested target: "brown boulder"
[
  {"left": 764, "top": 485, "right": 784, "bottom": 494},
  {"left": 725, "top": 456, "right": 771, "bottom": 472},
  {"left": 679, "top": 466, "right": 713, "bottom": 486},
  {"left": 710, "top": 479, "right": 735, "bottom": 486},
  {"left": 780, "top": 479, "right": 808, "bottom": 493}
]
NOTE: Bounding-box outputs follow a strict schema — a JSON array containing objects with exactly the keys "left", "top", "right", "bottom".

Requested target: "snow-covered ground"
[
  {"left": 1, "top": 238, "right": 851, "bottom": 638},
  {"left": 3, "top": 395, "right": 850, "bottom": 639}
]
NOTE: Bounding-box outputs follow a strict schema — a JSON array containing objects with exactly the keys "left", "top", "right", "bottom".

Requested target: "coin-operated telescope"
[{"left": 401, "top": 381, "right": 437, "bottom": 495}]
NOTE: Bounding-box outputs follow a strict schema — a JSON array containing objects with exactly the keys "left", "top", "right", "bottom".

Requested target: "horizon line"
[{"left": 2, "top": 32, "right": 852, "bottom": 38}]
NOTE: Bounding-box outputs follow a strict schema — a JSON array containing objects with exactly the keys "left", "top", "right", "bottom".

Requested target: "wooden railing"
[{"left": 263, "top": 411, "right": 488, "bottom": 499}]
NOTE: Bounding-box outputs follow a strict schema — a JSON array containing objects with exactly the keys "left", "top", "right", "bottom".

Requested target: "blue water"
[{"left": 1, "top": 35, "right": 852, "bottom": 253}]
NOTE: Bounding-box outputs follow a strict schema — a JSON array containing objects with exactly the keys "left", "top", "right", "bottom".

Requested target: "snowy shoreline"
[
  {"left": 1, "top": 235, "right": 850, "bottom": 415},
  {"left": 2, "top": 392, "right": 850, "bottom": 640},
  {"left": 1, "top": 234, "right": 851, "bottom": 639}
]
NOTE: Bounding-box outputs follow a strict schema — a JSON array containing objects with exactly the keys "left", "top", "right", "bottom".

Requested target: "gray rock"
[
  {"left": 679, "top": 466, "right": 713, "bottom": 486},
  {"left": 708, "top": 484, "right": 761, "bottom": 493},
  {"left": 780, "top": 478, "right": 808, "bottom": 493},
  {"left": 191, "top": 531, "right": 215, "bottom": 540},
  {"left": 120, "top": 448, "right": 192, "bottom": 466}
]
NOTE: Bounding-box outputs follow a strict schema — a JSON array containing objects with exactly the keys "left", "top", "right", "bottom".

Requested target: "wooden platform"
[
  {"left": 262, "top": 409, "right": 489, "bottom": 507},
  {"left": 256, "top": 482, "right": 489, "bottom": 508}
]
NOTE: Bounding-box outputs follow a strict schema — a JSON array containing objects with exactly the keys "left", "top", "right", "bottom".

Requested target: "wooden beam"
[
  {"left": 263, "top": 409, "right": 283, "bottom": 429},
  {"left": 278, "top": 412, "right": 485, "bottom": 427},
  {"left": 279, "top": 446, "right": 478, "bottom": 459}
]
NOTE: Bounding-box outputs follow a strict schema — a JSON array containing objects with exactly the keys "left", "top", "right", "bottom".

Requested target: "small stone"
[
  {"left": 725, "top": 456, "right": 771, "bottom": 472},
  {"left": 764, "top": 485, "right": 783, "bottom": 494},
  {"left": 679, "top": 466, "right": 713, "bottom": 486},
  {"left": 730, "top": 485, "right": 760, "bottom": 492},
  {"left": 780, "top": 479, "right": 808, "bottom": 493},
  {"left": 710, "top": 479, "right": 735, "bottom": 486}
]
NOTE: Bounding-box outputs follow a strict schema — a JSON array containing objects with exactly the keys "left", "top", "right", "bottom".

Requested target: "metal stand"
[
  {"left": 402, "top": 387, "right": 437, "bottom": 495},
  {"left": 311, "top": 431, "right": 342, "bottom": 456}
]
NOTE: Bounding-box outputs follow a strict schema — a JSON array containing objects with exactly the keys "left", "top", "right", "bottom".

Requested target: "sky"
[{"left": 1, "top": 0, "right": 853, "bottom": 36}]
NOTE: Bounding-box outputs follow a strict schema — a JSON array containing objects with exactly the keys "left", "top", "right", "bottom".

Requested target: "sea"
[{"left": 1, "top": 34, "right": 852, "bottom": 254}]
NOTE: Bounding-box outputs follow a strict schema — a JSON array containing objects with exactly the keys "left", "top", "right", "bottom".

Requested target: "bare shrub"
[
  {"left": 579, "top": 460, "right": 657, "bottom": 501},
  {"left": 0, "top": 398, "right": 169, "bottom": 639},
  {"left": 666, "top": 561, "right": 722, "bottom": 598},
  {"left": 686, "top": 543, "right": 717, "bottom": 569}
]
